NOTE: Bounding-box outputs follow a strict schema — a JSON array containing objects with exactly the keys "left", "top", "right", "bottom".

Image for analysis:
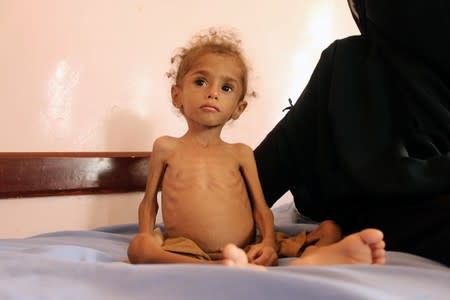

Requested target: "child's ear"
[
  {"left": 231, "top": 100, "right": 247, "bottom": 120},
  {"left": 171, "top": 85, "right": 182, "bottom": 109}
]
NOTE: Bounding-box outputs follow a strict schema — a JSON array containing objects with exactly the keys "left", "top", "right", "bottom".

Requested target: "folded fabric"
[{"left": 155, "top": 228, "right": 309, "bottom": 261}]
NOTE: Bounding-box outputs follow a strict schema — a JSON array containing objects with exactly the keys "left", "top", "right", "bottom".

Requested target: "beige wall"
[{"left": 0, "top": 0, "right": 359, "bottom": 237}]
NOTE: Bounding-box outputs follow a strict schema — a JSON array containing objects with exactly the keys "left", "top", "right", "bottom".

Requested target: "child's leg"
[
  {"left": 128, "top": 233, "right": 216, "bottom": 264},
  {"left": 306, "top": 220, "right": 342, "bottom": 247},
  {"left": 128, "top": 233, "right": 262, "bottom": 267},
  {"left": 218, "top": 229, "right": 385, "bottom": 269},
  {"left": 290, "top": 228, "right": 386, "bottom": 266}
]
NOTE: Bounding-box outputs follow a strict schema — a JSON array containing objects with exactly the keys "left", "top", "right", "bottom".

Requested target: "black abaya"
[{"left": 254, "top": 0, "right": 450, "bottom": 265}]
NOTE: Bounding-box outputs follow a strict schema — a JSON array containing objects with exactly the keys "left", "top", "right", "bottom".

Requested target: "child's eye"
[
  {"left": 222, "top": 85, "right": 233, "bottom": 93},
  {"left": 194, "top": 79, "right": 207, "bottom": 87}
]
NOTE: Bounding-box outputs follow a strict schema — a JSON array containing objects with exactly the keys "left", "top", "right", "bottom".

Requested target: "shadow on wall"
[
  {"left": 92, "top": 107, "right": 153, "bottom": 226},
  {"left": 104, "top": 107, "right": 153, "bottom": 151}
]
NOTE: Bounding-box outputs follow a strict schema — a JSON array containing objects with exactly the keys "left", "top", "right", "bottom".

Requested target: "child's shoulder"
[
  {"left": 227, "top": 142, "right": 253, "bottom": 155},
  {"left": 152, "top": 135, "right": 179, "bottom": 152}
]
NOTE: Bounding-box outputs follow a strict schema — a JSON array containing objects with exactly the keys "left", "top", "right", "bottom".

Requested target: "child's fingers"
[
  {"left": 252, "top": 248, "right": 278, "bottom": 266},
  {"left": 246, "top": 246, "right": 262, "bottom": 262}
]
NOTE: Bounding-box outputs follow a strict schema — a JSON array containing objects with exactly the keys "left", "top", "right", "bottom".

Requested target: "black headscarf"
[
  {"left": 339, "top": 0, "right": 450, "bottom": 197},
  {"left": 255, "top": 0, "right": 450, "bottom": 264}
]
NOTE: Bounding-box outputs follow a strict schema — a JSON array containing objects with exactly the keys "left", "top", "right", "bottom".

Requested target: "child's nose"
[
  {"left": 207, "top": 93, "right": 218, "bottom": 100},
  {"left": 207, "top": 86, "right": 219, "bottom": 100}
]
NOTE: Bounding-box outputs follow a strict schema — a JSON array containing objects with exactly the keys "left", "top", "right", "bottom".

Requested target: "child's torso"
[{"left": 161, "top": 143, "right": 254, "bottom": 252}]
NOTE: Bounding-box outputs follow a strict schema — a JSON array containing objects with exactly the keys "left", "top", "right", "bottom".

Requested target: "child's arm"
[
  {"left": 138, "top": 137, "right": 169, "bottom": 234},
  {"left": 128, "top": 137, "right": 171, "bottom": 264},
  {"left": 237, "top": 143, "right": 278, "bottom": 266}
]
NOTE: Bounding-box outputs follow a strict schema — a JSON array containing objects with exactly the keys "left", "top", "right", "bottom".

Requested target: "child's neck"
[{"left": 182, "top": 128, "right": 224, "bottom": 147}]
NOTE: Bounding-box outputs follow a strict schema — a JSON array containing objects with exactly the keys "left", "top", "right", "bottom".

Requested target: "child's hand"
[{"left": 246, "top": 243, "right": 278, "bottom": 266}]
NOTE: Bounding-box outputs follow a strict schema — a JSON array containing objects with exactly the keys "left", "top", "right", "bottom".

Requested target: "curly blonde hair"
[{"left": 167, "top": 27, "right": 255, "bottom": 101}]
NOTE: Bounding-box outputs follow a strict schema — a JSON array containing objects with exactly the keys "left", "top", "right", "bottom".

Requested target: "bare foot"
[
  {"left": 290, "top": 228, "right": 386, "bottom": 266},
  {"left": 220, "top": 244, "right": 267, "bottom": 271}
]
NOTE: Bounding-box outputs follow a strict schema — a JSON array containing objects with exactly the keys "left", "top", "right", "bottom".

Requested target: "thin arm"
[
  {"left": 138, "top": 138, "right": 167, "bottom": 233},
  {"left": 238, "top": 144, "right": 276, "bottom": 248}
]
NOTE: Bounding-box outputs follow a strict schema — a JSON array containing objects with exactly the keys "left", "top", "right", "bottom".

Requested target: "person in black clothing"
[{"left": 254, "top": 0, "right": 450, "bottom": 266}]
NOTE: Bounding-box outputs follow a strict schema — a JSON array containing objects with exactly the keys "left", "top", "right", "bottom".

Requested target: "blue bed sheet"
[{"left": 0, "top": 221, "right": 448, "bottom": 300}]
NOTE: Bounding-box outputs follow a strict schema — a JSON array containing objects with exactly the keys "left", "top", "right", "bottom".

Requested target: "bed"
[{"left": 0, "top": 153, "right": 449, "bottom": 300}]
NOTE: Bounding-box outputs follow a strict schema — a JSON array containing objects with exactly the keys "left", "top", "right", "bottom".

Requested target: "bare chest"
[{"left": 162, "top": 152, "right": 243, "bottom": 190}]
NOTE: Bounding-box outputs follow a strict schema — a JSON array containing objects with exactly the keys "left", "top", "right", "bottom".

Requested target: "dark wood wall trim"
[{"left": 0, "top": 152, "right": 151, "bottom": 199}]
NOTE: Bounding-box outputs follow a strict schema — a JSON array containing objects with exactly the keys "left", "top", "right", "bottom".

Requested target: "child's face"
[{"left": 171, "top": 53, "right": 247, "bottom": 127}]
